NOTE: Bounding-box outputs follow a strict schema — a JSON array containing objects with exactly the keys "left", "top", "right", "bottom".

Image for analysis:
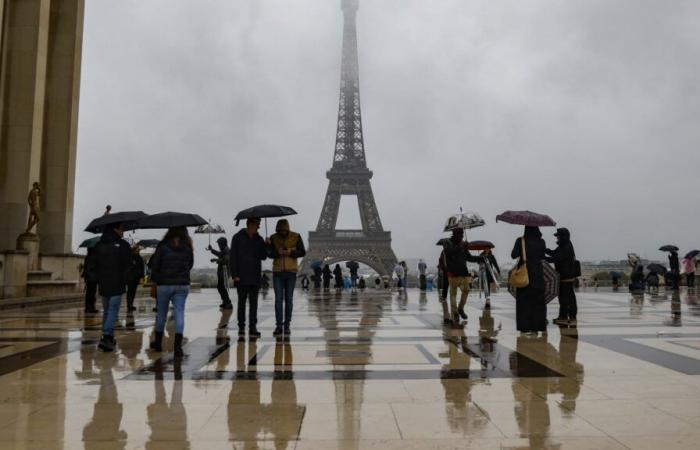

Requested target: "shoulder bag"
[{"left": 509, "top": 237, "right": 530, "bottom": 289}]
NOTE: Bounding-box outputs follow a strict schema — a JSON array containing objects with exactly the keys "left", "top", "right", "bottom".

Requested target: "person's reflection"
[
  {"left": 215, "top": 309, "right": 233, "bottom": 375},
  {"left": 478, "top": 308, "right": 499, "bottom": 371},
  {"left": 418, "top": 291, "right": 428, "bottom": 311},
  {"left": 146, "top": 360, "right": 190, "bottom": 449},
  {"left": 687, "top": 290, "right": 699, "bottom": 316},
  {"left": 82, "top": 353, "right": 127, "bottom": 449},
  {"left": 554, "top": 325, "right": 583, "bottom": 413},
  {"left": 228, "top": 338, "right": 263, "bottom": 448},
  {"left": 510, "top": 336, "right": 554, "bottom": 449},
  {"left": 669, "top": 291, "right": 682, "bottom": 326},
  {"left": 270, "top": 343, "right": 304, "bottom": 449},
  {"left": 439, "top": 327, "right": 474, "bottom": 434},
  {"left": 630, "top": 293, "right": 644, "bottom": 316}
]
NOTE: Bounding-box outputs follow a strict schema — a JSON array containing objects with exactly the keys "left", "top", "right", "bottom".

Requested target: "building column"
[{"left": 0, "top": 0, "right": 84, "bottom": 255}]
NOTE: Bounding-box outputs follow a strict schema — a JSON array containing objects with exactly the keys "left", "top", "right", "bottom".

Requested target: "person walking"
[
  {"left": 229, "top": 218, "right": 267, "bottom": 339},
  {"left": 149, "top": 227, "right": 194, "bottom": 357},
  {"left": 267, "top": 219, "right": 306, "bottom": 337},
  {"left": 125, "top": 245, "right": 145, "bottom": 313},
  {"left": 437, "top": 251, "right": 450, "bottom": 323},
  {"left": 682, "top": 256, "right": 695, "bottom": 288},
  {"left": 394, "top": 262, "right": 405, "bottom": 290},
  {"left": 418, "top": 259, "right": 427, "bottom": 291},
  {"left": 208, "top": 237, "right": 233, "bottom": 310},
  {"left": 545, "top": 228, "right": 578, "bottom": 325},
  {"left": 312, "top": 266, "right": 322, "bottom": 289},
  {"left": 333, "top": 264, "right": 343, "bottom": 289},
  {"left": 86, "top": 222, "right": 131, "bottom": 352},
  {"left": 401, "top": 261, "right": 409, "bottom": 289},
  {"left": 669, "top": 250, "right": 680, "bottom": 290},
  {"left": 480, "top": 248, "right": 501, "bottom": 298},
  {"left": 83, "top": 246, "right": 99, "bottom": 314},
  {"left": 322, "top": 264, "right": 332, "bottom": 289},
  {"left": 348, "top": 261, "right": 359, "bottom": 288},
  {"left": 511, "top": 226, "right": 547, "bottom": 335},
  {"left": 442, "top": 227, "right": 482, "bottom": 325}
]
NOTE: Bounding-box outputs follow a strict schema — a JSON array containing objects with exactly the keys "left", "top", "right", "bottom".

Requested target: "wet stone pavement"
[{"left": 1, "top": 287, "right": 700, "bottom": 449}]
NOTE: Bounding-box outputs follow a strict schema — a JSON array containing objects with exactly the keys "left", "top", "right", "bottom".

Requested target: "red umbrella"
[
  {"left": 496, "top": 210, "right": 556, "bottom": 227},
  {"left": 468, "top": 240, "right": 495, "bottom": 251}
]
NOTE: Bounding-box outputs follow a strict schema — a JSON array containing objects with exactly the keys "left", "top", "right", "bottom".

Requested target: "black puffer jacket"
[
  {"left": 150, "top": 239, "right": 194, "bottom": 285},
  {"left": 546, "top": 239, "right": 577, "bottom": 280},
  {"left": 86, "top": 229, "right": 132, "bottom": 297}
]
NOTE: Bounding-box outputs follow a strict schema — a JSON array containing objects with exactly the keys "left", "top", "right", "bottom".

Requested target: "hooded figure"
[
  {"left": 546, "top": 227, "right": 578, "bottom": 324},
  {"left": 267, "top": 218, "right": 306, "bottom": 336},
  {"left": 208, "top": 237, "right": 232, "bottom": 309},
  {"left": 511, "top": 226, "right": 547, "bottom": 333}
]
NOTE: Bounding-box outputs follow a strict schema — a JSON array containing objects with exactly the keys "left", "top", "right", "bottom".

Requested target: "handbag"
[{"left": 509, "top": 237, "right": 530, "bottom": 289}]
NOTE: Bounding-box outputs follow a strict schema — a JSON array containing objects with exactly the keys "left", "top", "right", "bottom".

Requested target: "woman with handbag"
[{"left": 510, "top": 226, "right": 547, "bottom": 335}]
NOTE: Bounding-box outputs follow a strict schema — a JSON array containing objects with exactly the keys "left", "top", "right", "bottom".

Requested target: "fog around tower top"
[{"left": 74, "top": 0, "right": 700, "bottom": 268}]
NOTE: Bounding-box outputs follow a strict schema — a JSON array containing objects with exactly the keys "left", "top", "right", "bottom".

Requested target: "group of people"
[
  {"left": 437, "top": 225, "right": 579, "bottom": 335},
  {"left": 85, "top": 216, "right": 307, "bottom": 355}
]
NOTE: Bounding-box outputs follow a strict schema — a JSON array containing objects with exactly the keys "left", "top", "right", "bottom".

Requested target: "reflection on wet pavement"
[{"left": 1, "top": 287, "right": 700, "bottom": 448}]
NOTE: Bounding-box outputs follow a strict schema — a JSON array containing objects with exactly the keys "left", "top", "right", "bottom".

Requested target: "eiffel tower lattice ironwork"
[{"left": 300, "top": 0, "right": 397, "bottom": 276}]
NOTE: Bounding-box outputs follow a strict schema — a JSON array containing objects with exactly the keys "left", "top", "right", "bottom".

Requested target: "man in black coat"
[
  {"left": 546, "top": 228, "right": 579, "bottom": 324},
  {"left": 85, "top": 223, "right": 132, "bottom": 352},
  {"left": 442, "top": 228, "right": 483, "bottom": 324},
  {"left": 669, "top": 250, "right": 680, "bottom": 290},
  {"left": 125, "top": 245, "right": 145, "bottom": 313},
  {"left": 229, "top": 218, "right": 267, "bottom": 338},
  {"left": 208, "top": 237, "right": 232, "bottom": 310}
]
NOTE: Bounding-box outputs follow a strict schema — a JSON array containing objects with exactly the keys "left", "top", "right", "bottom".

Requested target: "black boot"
[
  {"left": 98, "top": 335, "right": 114, "bottom": 352},
  {"left": 150, "top": 331, "right": 163, "bottom": 352},
  {"left": 174, "top": 333, "right": 185, "bottom": 357}
]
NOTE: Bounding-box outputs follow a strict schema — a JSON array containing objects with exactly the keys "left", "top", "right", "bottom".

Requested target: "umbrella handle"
[{"left": 265, "top": 218, "right": 268, "bottom": 237}]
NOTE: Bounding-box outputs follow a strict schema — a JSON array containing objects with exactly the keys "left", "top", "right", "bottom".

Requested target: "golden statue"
[{"left": 25, "top": 182, "right": 41, "bottom": 234}]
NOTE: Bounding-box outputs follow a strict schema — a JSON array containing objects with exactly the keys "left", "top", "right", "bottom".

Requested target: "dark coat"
[
  {"left": 322, "top": 266, "right": 332, "bottom": 281},
  {"left": 86, "top": 230, "right": 132, "bottom": 297},
  {"left": 511, "top": 236, "right": 546, "bottom": 289},
  {"left": 443, "top": 239, "right": 482, "bottom": 277},
  {"left": 126, "top": 253, "right": 145, "bottom": 283},
  {"left": 150, "top": 239, "right": 193, "bottom": 286},
  {"left": 546, "top": 239, "right": 577, "bottom": 280},
  {"left": 669, "top": 253, "right": 680, "bottom": 272},
  {"left": 229, "top": 229, "right": 267, "bottom": 287},
  {"left": 209, "top": 237, "right": 230, "bottom": 279}
]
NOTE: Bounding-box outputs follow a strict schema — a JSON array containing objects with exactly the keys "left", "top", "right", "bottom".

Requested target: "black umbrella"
[
  {"left": 136, "top": 239, "right": 160, "bottom": 248},
  {"left": 496, "top": 210, "right": 556, "bottom": 227},
  {"left": 137, "top": 212, "right": 208, "bottom": 229},
  {"left": 84, "top": 211, "right": 148, "bottom": 233},
  {"left": 79, "top": 236, "right": 101, "bottom": 249},
  {"left": 346, "top": 261, "right": 359, "bottom": 270},
  {"left": 436, "top": 238, "right": 450, "bottom": 246},
  {"left": 647, "top": 263, "right": 667, "bottom": 274},
  {"left": 609, "top": 271, "right": 624, "bottom": 278},
  {"left": 685, "top": 250, "right": 700, "bottom": 259},
  {"left": 234, "top": 204, "right": 297, "bottom": 235},
  {"left": 659, "top": 245, "right": 679, "bottom": 252}
]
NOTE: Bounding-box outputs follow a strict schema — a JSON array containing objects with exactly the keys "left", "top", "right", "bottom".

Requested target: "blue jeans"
[
  {"left": 155, "top": 285, "right": 189, "bottom": 334},
  {"left": 273, "top": 272, "right": 296, "bottom": 327},
  {"left": 101, "top": 295, "right": 122, "bottom": 336}
]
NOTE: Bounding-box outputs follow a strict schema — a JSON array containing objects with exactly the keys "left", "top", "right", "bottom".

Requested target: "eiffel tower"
[{"left": 301, "top": 0, "right": 397, "bottom": 276}]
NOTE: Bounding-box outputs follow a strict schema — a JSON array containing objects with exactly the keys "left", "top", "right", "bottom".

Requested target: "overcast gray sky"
[{"left": 74, "top": 0, "right": 700, "bottom": 269}]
